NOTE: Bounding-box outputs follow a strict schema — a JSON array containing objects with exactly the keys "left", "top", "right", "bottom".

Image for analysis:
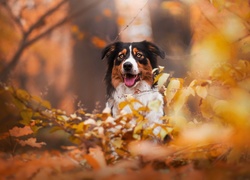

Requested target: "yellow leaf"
[
  {"left": 200, "top": 97, "right": 215, "bottom": 119},
  {"left": 133, "top": 121, "right": 144, "bottom": 135},
  {"left": 20, "top": 109, "right": 33, "bottom": 125},
  {"left": 170, "top": 115, "right": 187, "bottom": 131},
  {"left": 172, "top": 88, "right": 190, "bottom": 113},
  {"left": 16, "top": 89, "right": 31, "bottom": 101},
  {"left": 118, "top": 101, "right": 128, "bottom": 110},
  {"left": 132, "top": 133, "right": 141, "bottom": 140},
  {"left": 159, "top": 128, "right": 168, "bottom": 140},
  {"left": 148, "top": 99, "right": 162, "bottom": 112},
  {"left": 137, "top": 106, "right": 149, "bottom": 112},
  {"left": 210, "top": 0, "right": 226, "bottom": 10},
  {"left": 165, "top": 78, "right": 182, "bottom": 106},
  {"left": 31, "top": 95, "right": 51, "bottom": 109},
  {"left": 157, "top": 73, "right": 170, "bottom": 89},
  {"left": 111, "top": 138, "right": 123, "bottom": 148},
  {"left": 195, "top": 85, "right": 208, "bottom": 99},
  {"left": 72, "top": 122, "right": 85, "bottom": 133}
]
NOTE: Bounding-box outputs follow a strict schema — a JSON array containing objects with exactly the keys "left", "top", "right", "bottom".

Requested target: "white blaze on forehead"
[{"left": 122, "top": 45, "right": 139, "bottom": 74}]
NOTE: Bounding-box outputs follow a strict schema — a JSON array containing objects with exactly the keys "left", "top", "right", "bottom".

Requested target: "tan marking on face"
[
  {"left": 106, "top": 45, "right": 116, "bottom": 57},
  {"left": 138, "top": 58, "right": 153, "bottom": 86},
  {"left": 116, "top": 48, "right": 127, "bottom": 61},
  {"left": 132, "top": 47, "right": 139, "bottom": 55},
  {"left": 118, "top": 48, "right": 127, "bottom": 57},
  {"left": 112, "top": 60, "right": 123, "bottom": 88},
  {"left": 133, "top": 47, "right": 144, "bottom": 59}
]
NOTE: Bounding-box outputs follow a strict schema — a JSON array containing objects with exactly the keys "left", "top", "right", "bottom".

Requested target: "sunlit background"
[{"left": 1, "top": 0, "right": 250, "bottom": 177}]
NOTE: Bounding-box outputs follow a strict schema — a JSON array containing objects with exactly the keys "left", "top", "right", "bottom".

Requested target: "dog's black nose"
[{"left": 123, "top": 62, "right": 132, "bottom": 71}]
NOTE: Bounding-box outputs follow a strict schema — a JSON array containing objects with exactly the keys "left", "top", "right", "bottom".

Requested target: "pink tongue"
[{"left": 124, "top": 76, "right": 137, "bottom": 87}]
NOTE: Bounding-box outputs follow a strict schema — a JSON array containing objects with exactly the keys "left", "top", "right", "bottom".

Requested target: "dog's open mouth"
[{"left": 123, "top": 73, "right": 141, "bottom": 87}]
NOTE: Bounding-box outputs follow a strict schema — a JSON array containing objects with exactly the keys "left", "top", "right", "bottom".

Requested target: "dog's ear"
[
  {"left": 101, "top": 42, "right": 117, "bottom": 60},
  {"left": 144, "top": 41, "right": 165, "bottom": 59}
]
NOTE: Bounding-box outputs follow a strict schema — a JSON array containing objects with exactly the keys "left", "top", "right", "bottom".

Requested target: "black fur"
[{"left": 101, "top": 40, "right": 165, "bottom": 99}]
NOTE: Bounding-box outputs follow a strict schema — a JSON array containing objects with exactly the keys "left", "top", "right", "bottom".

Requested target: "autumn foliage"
[{"left": 1, "top": 0, "right": 250, "bottom": 179}]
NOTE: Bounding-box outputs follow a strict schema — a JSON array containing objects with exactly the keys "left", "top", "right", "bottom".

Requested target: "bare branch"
[
  {"left": 2, "top": 2, "right": 25, "bottom": 33},
  {"left": 234, "top": 33, "right": 250, "bottom": 43},
  {"left": 24, "top": 0, "right": 69, "bottom": 39},
  {"left": 0, "top": 40, "right": 26, "bottom": 82},
  {"left": 25, "top": 0, "right": 105, "bottom": 47},
  {"left": 0, "top": 0, "right": 105, "bottom": 82}
]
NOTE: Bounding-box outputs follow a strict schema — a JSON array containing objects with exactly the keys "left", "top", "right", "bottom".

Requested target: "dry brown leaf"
[
  {"left": 84, "top": 147, "right": 106, "bottom": 170},
  {"left": 17, "top": 138, "right": 46, "bottom": 148},
  {"left": 9, "top": 126, "right": 33, "bottom": 137}
]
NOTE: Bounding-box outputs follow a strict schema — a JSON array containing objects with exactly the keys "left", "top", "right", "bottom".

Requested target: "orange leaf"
[
  {"left": 83, "top": 154, "right": 101, "bottom": 169},
  {"left": 17, "top": 138, "right": 46, "bottom": 148},
  {"left": 102, "top": 9, "right": 112, "bottom": 17},
  {"left": 91, "top": 37, "right": 107, "bottom": 48},
  {"left": 84, "top": 147, "right": 106, "bottom": 169},
  {"left": 9, "top": 126, "right": 33, "bottom": 137},
  {"left": 117, "top": 16, "right": 125, "bottom": 26}
]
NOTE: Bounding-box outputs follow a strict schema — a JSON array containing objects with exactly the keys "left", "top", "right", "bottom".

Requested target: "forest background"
[{"left": 0, "top": 0, "right": 250, "bottom": 179}]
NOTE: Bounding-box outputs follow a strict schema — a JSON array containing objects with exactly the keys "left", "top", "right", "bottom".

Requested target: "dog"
[{"left": 101, "top": 40, "right": 165, "bottom": 135}]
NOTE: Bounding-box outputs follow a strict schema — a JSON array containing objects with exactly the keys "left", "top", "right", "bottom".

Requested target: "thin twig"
[
  {"left": 114, "top": 0, "right": 150, "bottom": 41},
  {"left": 24, "top": 0, "right": 68, "bottom": 37},
  {"left": 198, "top": 5, "right": 219, "bottom": 31},
  {"left": 234, "top": 33, "right": 250, "bottom": 43},
  {"left": 2, "top": 2, "right": 25, "bottom": 33}
]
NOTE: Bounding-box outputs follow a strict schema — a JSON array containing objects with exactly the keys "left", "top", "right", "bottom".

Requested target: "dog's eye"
[
  {"left": 118, "top": 54, "right": 124, "bottom": 60},
  {"left": 136, "top": 52, "right": 143, "bottom": 58}
]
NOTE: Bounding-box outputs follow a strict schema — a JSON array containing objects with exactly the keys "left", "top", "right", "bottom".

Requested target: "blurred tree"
[
  {"left": 149, "top": 0, "right": 192, "bottom": 77},
  {"left": 69, "top": 0, "right": 118, "bottom": 111},
  {"left": 0, "top": 0, "right": 106, "bottom": 112}
]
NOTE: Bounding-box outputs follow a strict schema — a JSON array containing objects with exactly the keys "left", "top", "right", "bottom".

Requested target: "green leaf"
[
  {"left": 16, "top": 89, "right": 31, "bottom": 101},
  {"left": 20, "top": 109, "right": 33, "bottom": 125},
  {"left": 30, "top": 125, "right": 42, "bottom": 133},
  {"left": 32, "top": 95, "right": 51, "bottom": 109}
]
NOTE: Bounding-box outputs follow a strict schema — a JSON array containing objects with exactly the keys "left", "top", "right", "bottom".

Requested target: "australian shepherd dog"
[{"left": 101, "top": 40, "right": 165, "bottom": 135}]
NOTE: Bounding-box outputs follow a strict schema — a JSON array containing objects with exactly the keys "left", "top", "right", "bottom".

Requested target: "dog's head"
[{"left": 102, "top": 40, "right": 165, "bottom": 98}]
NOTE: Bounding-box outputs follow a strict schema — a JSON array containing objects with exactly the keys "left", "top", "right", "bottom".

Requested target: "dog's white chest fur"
[{"left": 106, "top": 81, "right": 164, "bottom": 134}]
